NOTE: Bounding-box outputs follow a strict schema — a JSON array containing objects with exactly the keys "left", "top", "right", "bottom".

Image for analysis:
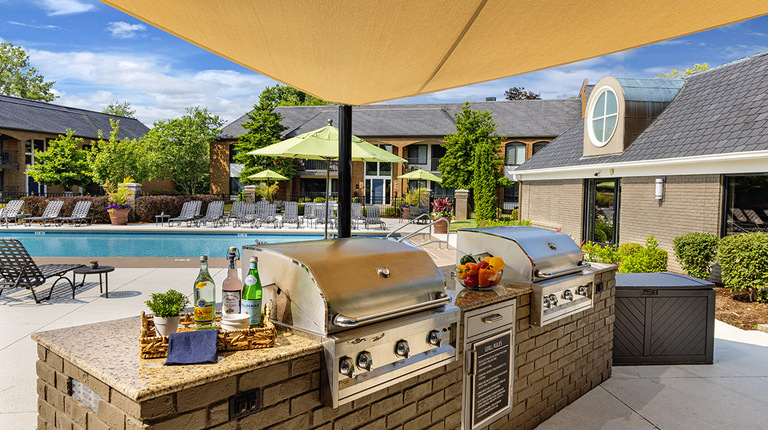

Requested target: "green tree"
[
  {"left": 102, "top": 100, "right": 136, "bottom": 118},
  {"left": 90, "top": 119, "right": 151, "bottom": 187},
  {"left": 233, "top": 91, "right": 294, "bottom": 185},
  {"left": 0, "top": 42, "right": 56, "bottom": 101},
  {"left": 145, "top": 107, "right": 223, "bottom": 195},
  {"left": 261, "top": 84, "right": 330, "bottom": 106},
  {"left": 472, "top": 141, "right": 498, "bottom": 221},
  {"left": 656, "top": 63, "right": 709, "bottom": 79},
  {"left": 25, "top": 129, "right": 91, "bottom": 189},
  {"left": 504, "top": 86, "right": 541, "bottom": 100}
]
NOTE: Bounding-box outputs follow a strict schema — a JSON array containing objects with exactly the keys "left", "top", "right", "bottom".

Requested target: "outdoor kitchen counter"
[
  {"left": 31, "top": 316, "right": 322, "bottom": 402},
  {"left": 453, "top": 282, "right": 532, "bottom": 310}
]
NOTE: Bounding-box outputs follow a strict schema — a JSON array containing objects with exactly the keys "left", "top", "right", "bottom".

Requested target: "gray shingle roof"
[
  {"left": 0, "top": 95, "right": 149, "bottom": 140},
  {"left": 517, "top": 51, "right": 768, "bottom": 172},
  {"left": 220, "top": 99, "right": 582, "bottom": 140}
]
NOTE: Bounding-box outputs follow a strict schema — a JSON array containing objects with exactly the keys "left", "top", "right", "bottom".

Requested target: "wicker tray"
[{"left": 139, "top": 304, "right": 277, "bottom": 359}]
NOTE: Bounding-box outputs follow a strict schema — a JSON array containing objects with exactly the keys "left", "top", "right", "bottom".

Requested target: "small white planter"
[{"left": 153, "top": 316, "right": 180, "bottom": 337}]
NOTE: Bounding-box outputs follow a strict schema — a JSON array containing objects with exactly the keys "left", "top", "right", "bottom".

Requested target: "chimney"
[{"left": 485, "top": 97, "right": 496, "bottom": 101}]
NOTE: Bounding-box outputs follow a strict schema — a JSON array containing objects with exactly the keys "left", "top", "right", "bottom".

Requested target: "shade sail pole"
[
  {"left": 324, "top": 156, "right": 331, "bottom": 240},
  {"left": 338, "top": 105, "right": 352, "bottom": 238}
]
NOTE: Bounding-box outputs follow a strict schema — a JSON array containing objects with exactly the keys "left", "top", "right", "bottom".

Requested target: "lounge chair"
[
  {"left": 232, "top": 203, "right": 256, "bottom": 227},
  {"left": 315, "top": 204, "right": 335, "bottom": 229},
  {"left": 260, "top": 203, "right": 280, "bottom": 228},
  {"left": 743, "top": 209, "right": 768, "bottom": 232},
  {"left": 169, "top": 201, "right": 201, "bottom": 227},
  {"left": 0, "top": 200, "right": 24, "bottom": 227},
  {"left": 351, "top": 202, "right": 365, "bottom": 229},
  {"left": 364, "top": 205, "right": 386, "bottom": 230},
  {"left": 0, "top": 239, "right": 84, "bottom": 303},
  {"left": 282, "top": 202, "right": 301, "bottom": 228},
  {"left": 24, "top": 200, "right": 64, "bottom": 227},
  {"left": 196, "top": 201, "right": 225, "bottom": 227},
  {"left": 303, "top": 203, "right": 316, "bottom": 228},
  {"left": 226, "top": 201, "right": 245, "bottom": 225},
  {"left": 56, "top": 201, "right": 92, "bottom": 227}
]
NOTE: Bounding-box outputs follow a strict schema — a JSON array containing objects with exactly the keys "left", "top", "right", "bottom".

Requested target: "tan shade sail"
[{"left": 99, "top": 1, "right": 767, "bottom": 105}]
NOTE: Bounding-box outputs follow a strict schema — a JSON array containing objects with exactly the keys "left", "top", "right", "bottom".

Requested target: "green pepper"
[{"left": 460, "top": 254, "right": 476, "bottom": 265}]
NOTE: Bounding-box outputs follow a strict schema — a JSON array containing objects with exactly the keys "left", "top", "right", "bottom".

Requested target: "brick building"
[
  {"left": 515, "top": 51, "right": 768, "bottom": 272},
  {"left": 0, "top": 95, "right": 154, "bottom": 197},
  {"left": 214, "top": 99, "right": 583, "bottom": 205}
]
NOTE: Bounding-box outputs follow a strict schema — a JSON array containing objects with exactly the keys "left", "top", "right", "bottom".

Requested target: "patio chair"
[
  {"left": 743, "top": 209, "right": 768, "bottom": 232},
  {"left": 303, "top": 203, "right": 316, "bottom": 228},
  {"left": 0, "top": 239, "right": 84, "bottom": 303},
  {"left": 260, "top": 203, "right": 280, "bottom": 228},
  {"left": 24, "top": 200, "right": 64, "bottom": 227},
  {"left": 232, "top": 203, "right": 256, "bottom": 227},
  {"left": 314, "top": 204, "right": 335, "bottom": 229},
  {"left": 0, "top": 200, "right": 24, "bottom": 227},
  {"left": 282, "top": 202, "right": 301, "bottom": 228},
  {"left": 364, "top": 205, "right": 386, "bottom": 230},
  {"left": 55, "top": 201, "right": 92, "bottom": 227},
  {"left": 731, "top": 208, "right": 753, "bottom": 232},
  {"left": 169, "top": 201, "right": 200, "bottom": 227},
  {"left": 195, "top": 201, "right": 225, "bottom": 227},
  {"left": 226, "top": 201, "right": 245, "bottom": 225},
  {"left": 351, "top": 202, "right": 365, "bottom": 229}
]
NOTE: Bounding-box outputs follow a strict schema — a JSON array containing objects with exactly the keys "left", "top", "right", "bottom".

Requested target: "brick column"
[
  {"left": 244, "top": 185, "right": 257, "bottom": 203},
  {"left": 454, "top": 189, "right": 469, "bottom": 220},
  {"left": 124, "top": 183, "right": 142, "bottom": 208}
]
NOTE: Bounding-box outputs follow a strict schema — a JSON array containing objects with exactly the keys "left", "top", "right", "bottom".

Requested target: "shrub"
[
  {"left": 510, "top": 208, "right": 519, "bottom": 220},
  {"left": 618, "top": 242, "right": 643, "bottom": 258},
  {"left": 20, "top": 196, "right": 111, "bottom": 223},
  {"left": 581, "top": 242, "right": 621, "bottom": 264},
  {"left": 150, "top": 189, "right": 180, "bottom": 196},
  {"left": 595, "top": 220, "right": 612, "bottom": 243},
  {"left": 673, "top": 232, "right": 720, "bottom": 280},
  {"left": 132, "top": 194, "right": 225, "bottom": 223},
  {"left": 718, "top": 233, "right": 768, "bottom": 302},
  {"left": 313, "top": 197, "right": 326, "bottom": 203},
  {"left": 383, "top": 206, "right": 400, "bottom": 217},
  {"left": 619, "top": 236, "right": 667, "bottom": 273}
]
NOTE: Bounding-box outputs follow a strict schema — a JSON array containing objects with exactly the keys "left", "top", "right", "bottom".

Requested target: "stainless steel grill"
[
  {"left": 242, "top": 238, "right": 459, "bottom": 408},
  {"left": 457, "top": 226, "right": 595, "bottom": 326}
]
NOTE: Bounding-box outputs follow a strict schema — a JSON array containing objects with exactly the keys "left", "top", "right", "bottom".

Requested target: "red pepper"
[
  {"left": 463, "top": 274, "right": 478, "bottom": 288},
  {"left": 478, "top": 261, "right": 490, "bottom": 270}
]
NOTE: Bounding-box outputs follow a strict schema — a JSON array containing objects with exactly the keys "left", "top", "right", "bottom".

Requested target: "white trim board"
[{"left": 513, "top": 150, "right": 768, "bottom": 181}]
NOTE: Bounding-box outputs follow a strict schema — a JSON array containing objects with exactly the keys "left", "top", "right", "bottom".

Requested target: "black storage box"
[{"left": 613, "top": 272, "right": 715, "bottom": 365}]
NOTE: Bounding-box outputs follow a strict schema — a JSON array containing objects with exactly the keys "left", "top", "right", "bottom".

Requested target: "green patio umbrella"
[
  {"left": 248, "top": 124, "right": 405, "bottom": 238},
  {"left": 247, "top": 169, "right": 289, "bottom": 186},
  {"left": 398, "top": 169, "right": 442, "bottom": 183}
]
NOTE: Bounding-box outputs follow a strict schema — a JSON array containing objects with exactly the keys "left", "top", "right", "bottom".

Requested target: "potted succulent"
[
  {"left": 431, "top": 197, "right": 453, "bottom": 234},
  {"left": 145, "top": 289, "right": 189, "bottom": 337},
  {"left": 105, "top": 177, "right": 134, "bottom": 225}
]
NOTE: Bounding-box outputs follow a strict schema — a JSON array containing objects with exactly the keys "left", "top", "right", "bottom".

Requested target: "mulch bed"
[{"left": 715, "top": 285, "right": 768, "bottom": 330}]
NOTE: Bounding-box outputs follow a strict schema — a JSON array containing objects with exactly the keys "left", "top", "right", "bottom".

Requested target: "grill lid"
[{"left": 244, "top": 238, "right": 447, "bottom": 334}]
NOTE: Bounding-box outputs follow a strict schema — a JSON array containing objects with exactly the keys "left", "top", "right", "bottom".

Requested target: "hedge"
[
  {"left": 582, "top": 235, "right": 667, "bottom": 273},
  {"left": 718, "top": 233, "right": 768, "bottom": 302},
  {"left": 672, "top": 232, "right": 720, "bottom": 280},
  {"left": 21, "top": 196, "right": 111, "bottom": 224}
]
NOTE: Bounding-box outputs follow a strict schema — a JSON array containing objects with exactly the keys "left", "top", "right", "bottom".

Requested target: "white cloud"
[
  {"left": 27, "top": 48, "right": 275, "bottom": 125},
  {"left": 107, "top": 21, "right": 147, "bottom": 39},
  {"left": 719, "top": 45, "right": 768, "bottom": 60},
  {"left": 37, "top": 0, "right": 94, "bottom": 16},
  {"left": 7, "top": 21, "right": 60, "bottom": 30}
]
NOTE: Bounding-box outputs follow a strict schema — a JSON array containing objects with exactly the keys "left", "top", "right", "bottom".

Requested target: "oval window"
[{"left": 589, "top": 88, "right": 619, "bottom": 147}]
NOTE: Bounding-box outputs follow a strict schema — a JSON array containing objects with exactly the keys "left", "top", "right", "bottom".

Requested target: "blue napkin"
[{"left": 164, "top": 330, "right": 219, "bottom": 365}]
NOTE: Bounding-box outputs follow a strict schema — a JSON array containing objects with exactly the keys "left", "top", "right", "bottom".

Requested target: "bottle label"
[
  {"left": 222, "top": 291, "right": 241, "bottom": 314},
  {"left": 194, "top": 299, "right": 214, "bottom": 324},
  {"left": 242, "top": 299, "right": 262, "bottom": 326},
  {"left": 244, "top": 275, "right": 257, "bottom": 286}
]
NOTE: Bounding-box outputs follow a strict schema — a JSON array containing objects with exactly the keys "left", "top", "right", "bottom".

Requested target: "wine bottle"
[
  {"left": 193, "top": 255, "right": 216, "bottom": 330},
  {"left": 241, "top": 256, "right": 263, "bottom": 327},
  {"left": 222, "top": 247, "right": 242, "bottom": 315}
]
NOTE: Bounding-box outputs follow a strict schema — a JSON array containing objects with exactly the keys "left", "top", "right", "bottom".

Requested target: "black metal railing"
[
  {"left": 0, "top": 150, "right": 19, "bottom": 165},
  {"left": 297, "top": 159, "right": 338, "bottom": 172},
  {"left": 405, "top": 157, "right": 441, "bottom": 172}
]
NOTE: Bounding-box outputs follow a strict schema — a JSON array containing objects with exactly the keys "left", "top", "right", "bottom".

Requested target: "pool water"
[{"left": 6, "top": 232, "right": 324, "bottom": 258}]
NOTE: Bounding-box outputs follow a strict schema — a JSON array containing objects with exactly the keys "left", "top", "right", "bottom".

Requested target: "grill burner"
[
  {"left": 457, "top": 226, "right": 596, "bottom": 326},
  {"left": 243, "top": 238, "right": 459, "bottom": 408}
]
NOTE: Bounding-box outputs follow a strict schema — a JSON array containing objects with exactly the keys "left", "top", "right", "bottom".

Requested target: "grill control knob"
[
  {"left": 563, "top": 290, "right": 574, "bottom": 301},
  {"left": 395, "top": 340, "right": 410, "bottom": 358},
  {"left": 543, "top": 296, "right": 551, "bottom": 308},
  {"left": 356, "top": 351, "right": 373, "bottom": 371},
  {"left": 339, "top": 356, "right": 356, "bottom": 378},
  {"left": 576, "top": 285, "right": 588, "bottom": 296},
  {"left": 547, "top": 294, "right": 558, "bottom": 306},
  {"left": 428, "top": 330, "right": 443, "bottom": 347}
]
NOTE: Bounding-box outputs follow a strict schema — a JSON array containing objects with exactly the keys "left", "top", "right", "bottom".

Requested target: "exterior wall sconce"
[{"left": 655, "top": 177, "right": 666, "bottom": 200}]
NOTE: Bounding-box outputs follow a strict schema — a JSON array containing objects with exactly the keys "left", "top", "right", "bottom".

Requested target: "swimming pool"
[{"left": 5, "top": 231, "right": 325, "bottom": 258}]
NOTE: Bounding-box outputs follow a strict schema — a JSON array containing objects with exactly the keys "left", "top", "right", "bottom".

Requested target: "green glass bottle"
[
  {"left": 241, "top": 256, "right": 263, "bottom": 327},
  {"left": 193, "top": 255, "right": 216, "bottom": 330}
]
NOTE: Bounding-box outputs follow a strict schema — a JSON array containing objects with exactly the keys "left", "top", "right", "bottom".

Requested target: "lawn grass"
[{"left": 449, "top": 218, "right": 477, "bottom": 232}]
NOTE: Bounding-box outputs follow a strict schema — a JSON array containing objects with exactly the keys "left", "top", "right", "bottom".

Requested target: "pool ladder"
[{"left": 386, "top": 214, "right": 450, "bottom": 251}]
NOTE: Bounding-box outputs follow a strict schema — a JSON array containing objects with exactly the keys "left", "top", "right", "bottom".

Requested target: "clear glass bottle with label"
[
  {"left": 222, "top": 247, "right": 242, "bottom": 315},
  {"left": 193, "top": 255, "right": 216, "bottom": 330}
]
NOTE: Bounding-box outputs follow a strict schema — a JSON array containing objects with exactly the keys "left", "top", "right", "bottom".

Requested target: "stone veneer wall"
[
  {"left": 37, "top": 270, "right": 615, "bottom": 430},
  {"left": 519, "top": 180, "right": 584, "bottom": 239}
]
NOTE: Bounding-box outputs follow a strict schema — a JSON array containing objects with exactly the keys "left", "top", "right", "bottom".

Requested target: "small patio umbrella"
[
  {"left": 247, "top": 169, "right": 289, "bottom": 186},
  {"left": 398, "top": 169, "right": 442, "bottom": 183},
  {"left": 248, "top": 123, "right": 405, "bottom": 238}
]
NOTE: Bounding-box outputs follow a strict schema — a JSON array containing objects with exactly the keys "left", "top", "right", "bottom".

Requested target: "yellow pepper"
[
  {"left": 456, "top": 264, "right": 468, "bottom": 279},
  {"left": 488, "top": 256, "right": 505, "bottom": 272}
]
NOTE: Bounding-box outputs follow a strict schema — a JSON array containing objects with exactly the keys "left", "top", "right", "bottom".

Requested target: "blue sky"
[{"left": 1, "top": 1, "right": 767, "bottom": 126}]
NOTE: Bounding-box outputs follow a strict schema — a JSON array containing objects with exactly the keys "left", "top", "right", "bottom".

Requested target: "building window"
[
  {"left": 724, "top": 175, "right": 768, "bottom": 235},
  {"left": 532, "top": 141, "right": 548, "bottom": 155},
  {"left": 583, "top": 179, "right": 620, "bottom": 244},
  {"left": 408, "top": 144, "right": 427, "bottom": 165},
  {"left": 229, "top": 143, "right": 239, "bottom": 164},
  {"left": 587, "top": 87, "right": 619, "bottom": 147},
  {"left": 505, "top": 143, "right": 526, "bottom": 166},
  {"left": 503, "top": 183, "right": 519, "bottom": 211},
  {"left": 230, "top": 177, "right": 244, "bottom": 195}
]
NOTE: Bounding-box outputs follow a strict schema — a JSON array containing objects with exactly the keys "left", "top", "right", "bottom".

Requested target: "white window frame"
[{"left": 587, "top": 86, "right": 619, "bottom": 148}]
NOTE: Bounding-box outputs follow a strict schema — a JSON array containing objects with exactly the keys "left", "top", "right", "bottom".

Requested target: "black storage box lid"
[{"left": 615, "top": 272, "right": 714, "bottom": 289}]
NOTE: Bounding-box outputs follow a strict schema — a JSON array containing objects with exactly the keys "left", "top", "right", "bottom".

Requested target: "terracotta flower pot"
[
  {"left": 108, "top": 208, "right": 130, "bottom": 225},
  {"left": 432, "top": 216, "right": 451, "bottom": 234}
]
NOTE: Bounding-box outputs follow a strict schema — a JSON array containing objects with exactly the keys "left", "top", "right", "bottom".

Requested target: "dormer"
[{"left": 583, "top": 77, "right": 685, "bottom": 157}]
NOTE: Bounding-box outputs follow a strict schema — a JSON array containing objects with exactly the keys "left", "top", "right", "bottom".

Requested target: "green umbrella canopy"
[
  {"left": 247, "top": 169, "right": 289, "bottom": 181},
  {"left": 247, "top": 125, "right": 405, "bottom": 163},
  {"left": 398, "top": 169, "right": 442, "bottom": 183}
]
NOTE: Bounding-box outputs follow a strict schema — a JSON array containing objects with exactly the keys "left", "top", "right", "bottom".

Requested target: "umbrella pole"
[
  {"left": 338, "top": 105, "right": 352, "bottom": 238},
  {"left": 324, "top": 158, "right": 330, "bottom": 240}
]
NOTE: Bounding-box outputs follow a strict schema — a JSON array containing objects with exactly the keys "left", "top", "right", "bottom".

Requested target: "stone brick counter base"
[{"left": 37, "top": 269, "right": 615, "bottom": 430}]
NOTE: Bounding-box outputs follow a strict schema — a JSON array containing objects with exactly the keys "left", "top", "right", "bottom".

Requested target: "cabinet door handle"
[{"left": 482, "top": 314, "right": 503, "bottom": 324}]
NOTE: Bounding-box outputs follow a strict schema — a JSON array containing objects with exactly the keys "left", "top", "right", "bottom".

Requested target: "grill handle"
[
  {"left": 535, "top": 262, "right": 591, "bottom": 279},
  {"left": 333, "top": 292, "right": 450, "bottom": 328}
]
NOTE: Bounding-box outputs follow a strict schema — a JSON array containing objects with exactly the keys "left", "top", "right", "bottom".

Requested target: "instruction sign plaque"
[{"left": 471, "top": 330, "right": 512, "bottom": 428}]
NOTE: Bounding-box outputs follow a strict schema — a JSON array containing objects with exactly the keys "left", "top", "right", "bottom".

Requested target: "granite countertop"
[
  {"left": 31, "top": 317, "right": 321, "bottom": 402},
  {"left": 450, "top": 281, "right": 531, "bottom": 310}
]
